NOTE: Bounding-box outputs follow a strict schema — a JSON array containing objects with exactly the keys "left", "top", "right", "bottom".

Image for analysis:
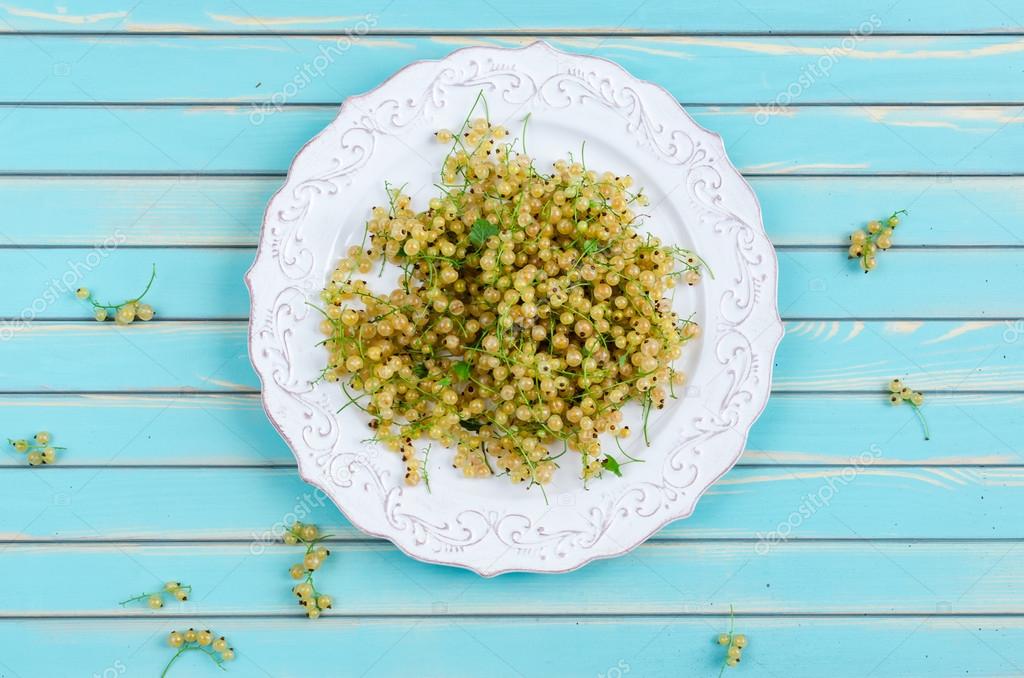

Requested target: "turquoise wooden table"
[{"left": 2, "top": 2, "right": 1024, "bottom": 676}]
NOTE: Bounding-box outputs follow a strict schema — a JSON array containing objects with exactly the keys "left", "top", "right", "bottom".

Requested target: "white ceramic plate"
[{"left": 247, "top": 41, "right": 782, "bottom": 576}]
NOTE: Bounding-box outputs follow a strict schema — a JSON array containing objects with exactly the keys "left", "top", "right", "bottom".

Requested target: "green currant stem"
[
  {"left": 160, "top": 644, "right": 225, "bottom": 678},
  {"left": 118, "top": 591, "right": 157, "bottom": 606},
  {"left": 718, "top": 605, "right": 736, "bottom": 678},
  {"left": 909, "top": 402, "right": 931, "bottom": 441},
  {"left": 87, "top": 263, "right": 157, "bottom": 311}
]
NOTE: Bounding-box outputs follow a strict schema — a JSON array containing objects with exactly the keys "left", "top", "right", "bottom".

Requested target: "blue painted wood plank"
[
  {"left": 0, "top": 1, "right": 1019, "bottom": 34},
  {"left": 2, "top": 105, "right": 1023, "bottom": 173},
  {"left": 1, "top": 466, "right": 1020, "bottom": 541},
  {"left": 2, "top": 393, "right": 1019, "bottom": 467},
  {"left": 6, "top": 36, "right": 1024, "bottom": 104},
  {"left": 4, "top": 617, "right": 1023, "bottom": 678},
  {"left": 2, "top": 320, "right": 1019, "bottom": 392},
  {"left": 1, "top": 248, "right": 1021, "bottom": 319},
  {"left": 0, "top": 541, "right": 1021, "bottom": 613},
  {"left": 3, "top": 176, "right": 1022, "bottom": 247}
]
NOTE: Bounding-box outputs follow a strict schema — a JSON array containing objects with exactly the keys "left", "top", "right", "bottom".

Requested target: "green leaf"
[
  {"left": 601, "top": 455, "right": 623, "bottom": 477},
  {"left": 437, "top": 377, "right": 451, "bottom": 387},
  {"left": 412, "top": 363, "right": 428, "bottom": 378},
  {"left": 459, "top": 418, "right": 484, "bottom": 432},
  {"left": 469, "top": 218, "right": 499, "bottom": 247},
  {"left": 582, "top": 239, "right": 599, "bottom": 256},
  {"left": 453, "top": 360, "right": 471, "bottom": 381}
]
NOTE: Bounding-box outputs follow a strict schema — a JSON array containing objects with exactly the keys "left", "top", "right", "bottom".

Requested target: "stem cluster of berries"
[
  {"left": 163, "top": 629, "right": 234, "bottom": 677},
  {"left": 285, "top": 522, "right": 334, "bottom": 619},
  {"left": 120, "top": 581, "right": 191, "bottom": 609},
  {"left": 76, "top": 263, "right": 157, "bottom": 324},
  {"left": 7, "top": 431, "right": 63, "bottom": 466},
  {"left": 848, "top": 210, "right": 906, "bottom": 272},
  {"left": 888, "top": 378, "right": 930, "bottom": 440},
  {"left": 716, "top": 614, "right": 748, "bottom": 672}
]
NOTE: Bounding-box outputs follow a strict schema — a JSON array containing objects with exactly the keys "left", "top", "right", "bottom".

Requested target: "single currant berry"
[
  {"left": 168, "top": 631, "right": 184, "bottom": 648},
  {"left": 212, "top": 637, "right": 228, "bottom": 653},
  {"left": 41, "top": 447, "right": 56, "bottom": 464},
  {"left": 94, "top": 307, "right": 108, "bottom": 322},
  {"left": 717, "top": 633, "right": 730, "bottom": 646},
  {"left": 34, "top": 431, "right": 50, "bottom": 445},
  {"left": 174, "top": 588, "right": 188, "bottom": 601},
  {"left": 289, "top": 564, "right": 306, "bottom": 580},
  {"left": 147, "top": 594, "right": 163, "bottom": 609},
  {"left": 27, "top": 451, "right": 43, "bottom": 466},
  {"left": 317, "top": 595, "right": 333, "bottom": 610},
  {"left": 11, "top": 439, "right": 29, "bottom": 453},
  {"left": 889, "top": 379, "right": 903, "bottom": 393},
  {"left": 136, "top": 304, "right": 155, "bottom": 321},
  {"left": 164, "top": 581, "right": 180, "bottom": 592},
  {"left": 221, "top": 649, "right": 235, "bottom": 661},
  {"left": 733, "top": 634, "right": 747, "bottom": 649},
  {"left": 197, "top": 630, "right": 213, "bottom": 646},
  {"left": 184, "top": 628, "right": 197, "bottom": 642},
  {"left": 115, "top": 304, "right": 136, "bottom": 325},
  {"left": 75, "top": 287, "right": 90, "bottom": 300}
]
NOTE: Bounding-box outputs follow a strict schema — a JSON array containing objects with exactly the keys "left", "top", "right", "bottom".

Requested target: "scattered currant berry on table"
[
  {"left": 284, "top": 522, "right": 334, "bottom": 620},
  {"left": 76, "top": 263, "right": 157, "bottom": 324},
  {"left": 321, "top": 94, "right": 708, "bottom": 492},
  {"left": 888, "top": 379, "right": 930, "bottom": 440},
  {"left": 7, "top": 432, "right": 65, "bottom": 466},
  {"left": 162, "top": 629, "right": 235, "bottom": 677},
  {"left": 119, "top": 581, "right": 192, "bottom": 608},
  {"left": 848, "top": 209, "right": 907, "bottom": 272},
  {"left": 716, "top": 607, "right": 747, "bottom": 674}
]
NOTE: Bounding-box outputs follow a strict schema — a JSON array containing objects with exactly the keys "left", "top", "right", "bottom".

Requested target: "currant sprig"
[
  {"left": 120, "top": 581, "right": 192, "bottom": 609},
  {"left": 848, "top": 209, "right": 906, "bottom": 272},
  {"left": 284, "top": 522, "right": 334, "bottom": 619},
  {"left": 888, "top": 378, "right": 930, "bottom": 440},
  {"left": 7, "top": 430, "right": 64, "bottom": 466},
  {"left": 162, "top": 628, "right": 235, "bottom": 677},
  {"left": 76, "top": 263, "right": 157, "bottom": 324},
  {"left": 716, "top": 607, "right": 748, "bottom": 673}
]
